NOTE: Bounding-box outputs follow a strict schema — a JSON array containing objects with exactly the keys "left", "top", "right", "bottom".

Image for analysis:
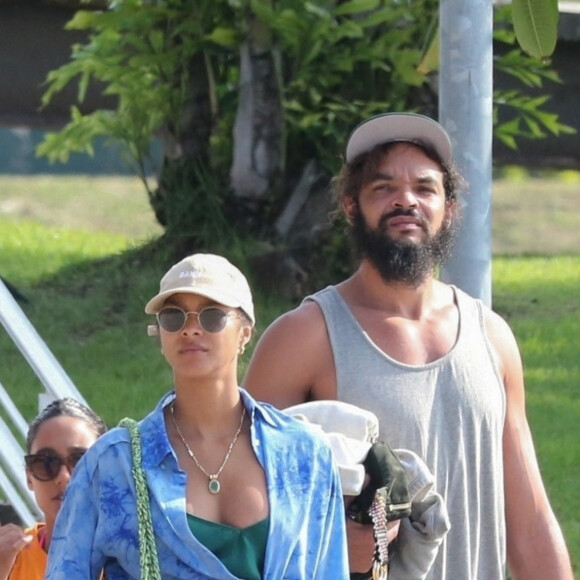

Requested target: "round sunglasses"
[
  {"left": 156, "top": 306, "right": 238, "bottom": 334},
  {"left": 25, "top": 451, "right": 87, "bottom": 481}
]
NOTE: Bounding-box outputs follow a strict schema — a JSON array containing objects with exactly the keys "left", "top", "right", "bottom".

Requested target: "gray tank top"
[{"left": 308, "top": 285, "right": 507, "bottom": 580}]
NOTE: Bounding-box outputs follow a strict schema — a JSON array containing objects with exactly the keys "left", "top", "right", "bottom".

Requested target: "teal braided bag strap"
[{"left": 119, "top": 418, "right": 162, "bottom": 580}]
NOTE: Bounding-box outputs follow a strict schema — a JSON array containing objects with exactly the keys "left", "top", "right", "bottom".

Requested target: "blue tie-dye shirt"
[{"left": 45, "top": 389, "right": 348, "bottom": 580}]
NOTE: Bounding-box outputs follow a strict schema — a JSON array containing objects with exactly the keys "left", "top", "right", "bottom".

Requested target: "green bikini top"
[{"left": 187, "top": 513, "right": 269, "bottom": 580}]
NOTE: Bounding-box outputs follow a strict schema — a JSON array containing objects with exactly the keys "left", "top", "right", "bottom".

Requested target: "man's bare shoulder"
[
  {"left": 480, "top": 303, "right": 521, "bottom": 384},
  {"left": 481, "top": 304, "right": 517, "bottom": 345},
  {"left": 267, "top": 299, "right": 326, "bottom": 331},
  {"left": 244, "top": 299, "right": 335, "bottom": 407}
]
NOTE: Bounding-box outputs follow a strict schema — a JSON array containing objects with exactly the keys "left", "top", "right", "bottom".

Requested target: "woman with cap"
[{"left": 45, "top": 253, "right": 348, "bottom": 580}]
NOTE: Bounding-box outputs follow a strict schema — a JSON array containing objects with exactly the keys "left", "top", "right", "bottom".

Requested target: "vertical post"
[
  {"left": 0, "top": 278, "right": 86, "bottom": 403},
  {"left": 439, "top": 0, "right": 494, "bottom": 305}
]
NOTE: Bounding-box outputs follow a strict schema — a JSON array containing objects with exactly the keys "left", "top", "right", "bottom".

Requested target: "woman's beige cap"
[{"left": 144, "top": 253, "right": 255, "bottom": 326}]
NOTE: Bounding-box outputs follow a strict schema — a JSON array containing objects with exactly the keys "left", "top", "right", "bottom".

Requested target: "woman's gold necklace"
[{"left": 170, "top": 401, "right": 246, "bottom": 494}]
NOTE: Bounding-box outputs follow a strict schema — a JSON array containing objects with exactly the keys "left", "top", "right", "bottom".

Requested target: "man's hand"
[
  {"left": 345, "top": 517, "right": 375, "bottom": 573},
  {"left": 345, "top": 518, "right": 402, "bottom": 572},
  {"left": 344, "top": 486, "right": 402, "bottom": 574},
  {"left": 0, "top": 523, "right": 33, "bottom": 580}
]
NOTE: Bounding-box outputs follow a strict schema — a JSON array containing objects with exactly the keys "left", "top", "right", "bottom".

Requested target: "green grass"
[
  {"left": 0, "top": 174, "right": 579, "bottom": 572},
  {"left": 492, "top": 170, "right": 580, "bottom": 255},
  {"left": 493, "top": 256, "right": 580, "bottom": 564},
  {"left": 0, "top": 175, "right": 162, "bottom": 242}
]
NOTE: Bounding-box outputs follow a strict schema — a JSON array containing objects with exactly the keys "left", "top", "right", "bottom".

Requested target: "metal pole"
[
  {"left": 439, "top": 0, "right": 494, "bottom": 305},
  {"left": 0, "top": 278, "right": 87, "bottom": 404},
  {"left": 0, "top": 278, "right": 87, "bottom": 525},
  {"left": 0, "top": 416, "right": 42, "bottom": 525}
]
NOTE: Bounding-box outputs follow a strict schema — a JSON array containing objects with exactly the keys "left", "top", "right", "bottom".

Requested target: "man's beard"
[{"left": 351, "top": 207, "right": 458, "bottom": 287}]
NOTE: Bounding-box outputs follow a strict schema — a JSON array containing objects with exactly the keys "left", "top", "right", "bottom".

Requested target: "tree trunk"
[
  {"left": 230, "top": 9, "right": 283, "bottom": 201},
  {"left": 150, "top": 51, "right": 213, "bottom": 236}
]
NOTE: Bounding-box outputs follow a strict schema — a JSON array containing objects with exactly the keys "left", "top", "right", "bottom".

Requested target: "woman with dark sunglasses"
[
  {"left": 0, "top": 398, "right": 106, "bottom": 580},
  {"left": 46, "top": 253, "right": 348, "bottom": 580}
]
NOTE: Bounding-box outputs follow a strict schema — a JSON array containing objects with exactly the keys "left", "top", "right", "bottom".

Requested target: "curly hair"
[{"left": 331, "top": 140, "right": 465, "bottom": 210}]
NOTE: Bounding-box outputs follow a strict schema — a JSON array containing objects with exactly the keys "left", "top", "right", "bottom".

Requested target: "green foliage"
[
  {"left": 156, "top": 161, "right": 241, "bottom": 248},
  {"left": 511, "top": 0, "right": 559, "bottom": 58},
  {"left": 34, "top": 0, "right": 574, "bottom": 275},
  {"left": 493, "top": 8, "right": 576, "bottom": 149},
  {"left": 492, "top": 89, "right": 575, "bottom": 149},
  {"left": 38, "top": 0, "right": 240, "bottom": 172},
  {"left": 256, "top": 0, "right": 432, "bottom": 171},
  {"left": 38, "top": 0, "right": 571, "bottom": 172},
  {"left": 417, "top": 7, "right": 574, "bottom": 151},
  {"left": 38, "top": 0, "right": 435, "bottom": 180}
]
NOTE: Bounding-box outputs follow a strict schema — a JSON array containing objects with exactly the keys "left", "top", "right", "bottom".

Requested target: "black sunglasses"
[
  {"left": 156, "top": 306, "right": 237, "bottom": 334},
  {"left": 25, "top": 451, "right": 87, "bottom": 481}
]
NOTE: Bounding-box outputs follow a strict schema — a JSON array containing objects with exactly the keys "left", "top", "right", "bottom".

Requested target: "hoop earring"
[{"left": 238, "top": 344, "right": 246, "bottom": 356}]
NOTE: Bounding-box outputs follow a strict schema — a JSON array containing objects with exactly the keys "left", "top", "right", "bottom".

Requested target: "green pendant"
[{"left": 208, "top": 478, "right": 221, "bottom": 494}]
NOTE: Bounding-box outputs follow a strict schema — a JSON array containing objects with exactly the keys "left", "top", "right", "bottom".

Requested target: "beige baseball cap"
[
  {"left": 144, "top": 253, "right": 255, "bottom": 326},
  {"left": 345, "top": 112, "right": 453, "bottom": 165}
]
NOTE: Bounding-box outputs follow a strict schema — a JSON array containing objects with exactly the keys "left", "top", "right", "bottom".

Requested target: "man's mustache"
[{"left": 377, "top": 209, "right": 428, "bottom": 232}]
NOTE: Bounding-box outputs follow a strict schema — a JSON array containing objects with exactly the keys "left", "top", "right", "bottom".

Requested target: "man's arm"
[
  {"left": 485, "top": 311, "right": 573, "bottom": 580},
  {"left": 245, "top": 302, "right": 383, "bottom": 573},
  {"left": 244, "top": 301, "right": 337, "bottom": 406}
]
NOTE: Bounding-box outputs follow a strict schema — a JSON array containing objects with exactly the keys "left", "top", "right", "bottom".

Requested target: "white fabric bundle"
[
  {"left": 284, "top": 400, "right": 451, "bottom": 580},
  {"left": 285, "top": 400, "right": 379, "bottom": 495}
]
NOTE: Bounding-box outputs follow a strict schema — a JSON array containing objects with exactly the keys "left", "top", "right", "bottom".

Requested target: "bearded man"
[{"left": 243, "top": 113, "right": 573, "bottom": 580}]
